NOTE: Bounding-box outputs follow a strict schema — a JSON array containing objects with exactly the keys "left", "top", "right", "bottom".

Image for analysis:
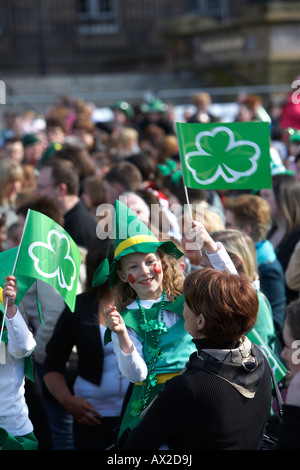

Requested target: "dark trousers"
[{"left": 73, "top": 417, "right": 119, "bottom": 450}]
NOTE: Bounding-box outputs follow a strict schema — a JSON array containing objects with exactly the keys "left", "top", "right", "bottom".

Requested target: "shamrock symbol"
[
  {"left": 141, "top": 319, "right": 159, "bottom": 332},
  {"left": 28, "top": 230, "right": 77, "bottom": 291},
  {"left": 185, "top": 126, "right": 261, "bottom": 185},
  {"left": 130, "top": 399, "right": 144, "bottom": 417},
  {"left": 148, "top": 346, "right": 163, "bottom": 360},
  {"left": 158, "top": 321, "right": 168, "bottom": 333},
  {"left": 146, "top": 372, "right": 158, "bottom": 387}
]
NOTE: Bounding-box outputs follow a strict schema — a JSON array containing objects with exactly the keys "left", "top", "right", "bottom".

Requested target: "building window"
[
  {"left": 77, "top": 0, "right": 119, "bottom": 34},
  {"left": 190, "top": 0, "right": 229, "bottom": 21},
  {"left": 0, "top": 0, "right": 5, "bottom": 35}
]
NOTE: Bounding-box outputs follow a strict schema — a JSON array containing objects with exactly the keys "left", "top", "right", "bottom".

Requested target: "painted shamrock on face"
[{"left": 185, "top": 126, "right": 261, "bottom": 185}]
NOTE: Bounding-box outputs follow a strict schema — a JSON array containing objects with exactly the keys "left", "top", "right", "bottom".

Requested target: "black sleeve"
[
  {"left": 276, "top": 404, "right": 300, "bottom": 450},
  {"left": 43, "top": 304, "right": 75, "bottom": 376},
  {"left": 124, "top": 375, "right": 192, "bottom": 450}
]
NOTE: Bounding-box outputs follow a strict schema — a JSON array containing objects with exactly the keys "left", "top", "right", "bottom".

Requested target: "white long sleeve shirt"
[{"left": 0, "top": 308, "right": 36, "bottom": 437}]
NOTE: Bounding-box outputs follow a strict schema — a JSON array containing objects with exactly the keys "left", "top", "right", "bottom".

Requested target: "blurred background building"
[{"left": 0, "top": 0, "right": 299, "bottom": 111}]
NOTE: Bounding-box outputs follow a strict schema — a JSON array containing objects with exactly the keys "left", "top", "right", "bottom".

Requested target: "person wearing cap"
[
  {"left": 111, "top": 100, "right": 135, "bottom": 139},
  {"left": 22, "top": 133, "right": 44, "bottom": 166},
  {"left": 138, "top": 99, "right": 174, "bottom": 136},
  {"left": 111, "top": 100, "right": 134, "bottom": 123},
  {"left": 95, "top": 200, "right": 237, "bottom": 445}
]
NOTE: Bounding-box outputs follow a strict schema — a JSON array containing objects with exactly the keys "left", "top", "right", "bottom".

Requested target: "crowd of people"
[{"left": 0, "top": 88, "right": 300, "bottom": 451}]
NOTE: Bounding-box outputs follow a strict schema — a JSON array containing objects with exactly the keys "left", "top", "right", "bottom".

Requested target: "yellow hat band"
[{"left": 114, "top": 235, "right": 159, "bottom": 258}]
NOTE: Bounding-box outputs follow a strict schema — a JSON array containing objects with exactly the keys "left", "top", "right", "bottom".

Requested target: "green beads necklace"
[{"left": 131, "top": 291, "right": 168, "bottom": 416}]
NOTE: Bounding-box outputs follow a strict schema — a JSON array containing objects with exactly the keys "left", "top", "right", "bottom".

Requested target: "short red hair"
[{"left": 183, "top": 268, "right": 258, "bottom": 342}]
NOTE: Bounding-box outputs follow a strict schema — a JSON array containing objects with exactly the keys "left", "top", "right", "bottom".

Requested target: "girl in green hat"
[{"left": 100, "top": 201, "right": 237, "bottom": 445}]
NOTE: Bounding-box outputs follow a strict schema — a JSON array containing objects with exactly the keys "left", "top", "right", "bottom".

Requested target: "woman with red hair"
[{"left": 125, "top": 268, "right": 272, "bottom": 450}]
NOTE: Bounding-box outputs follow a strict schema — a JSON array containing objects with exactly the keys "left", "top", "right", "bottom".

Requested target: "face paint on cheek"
[
  {"left": 128, "top": 273, "right": 136, "bottom": 284},
  {"left": 153, "top": 263, "right": 162, "bottom": 274}
]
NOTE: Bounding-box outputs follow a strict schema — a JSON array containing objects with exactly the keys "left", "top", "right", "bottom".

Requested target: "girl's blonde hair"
[
  {"left": 211, "top": 229, "right": 258, "bottom": 284},
  {"left": 0, "top": 157, "right": 24, "bottom": 204},
  {"left": 113, "top": 248, "right": 185, "bottom": 311}
]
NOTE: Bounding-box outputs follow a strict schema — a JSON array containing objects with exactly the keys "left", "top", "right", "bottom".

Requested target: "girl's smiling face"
[{"left": 118, "top": 252, "right": 164, "bottom": 300}]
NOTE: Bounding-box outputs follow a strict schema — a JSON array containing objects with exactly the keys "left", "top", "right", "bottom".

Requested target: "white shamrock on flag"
[
  {"left": 28, "top": 230, "right": 77, "bottom": 291},
  {"left": 185, "top": 126, "right": 261, "bottom": 185}
]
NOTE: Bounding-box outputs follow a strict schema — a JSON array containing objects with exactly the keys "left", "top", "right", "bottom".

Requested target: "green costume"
[
  {"left": 0, "top": 429, "right": 38, "bottom": 451},
  {"left": 104, "top": 294, "right": 196, "bottom": 440},
  {"left": 94, "top": 200, "right": 193, "bottom": 442}
]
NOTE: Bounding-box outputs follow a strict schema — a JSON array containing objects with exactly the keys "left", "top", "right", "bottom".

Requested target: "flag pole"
[
  {"left": 175, "top": 122, "right": 202, "bottom": 256},
  {"left": 0, "top": 299, "right": 6, "bottom": 344},
  {"left": 0, "top": 209, "right": 31, "bottom": 344},
  {"left": 183, "top": 184, "right": 202, "bottom": 256}
]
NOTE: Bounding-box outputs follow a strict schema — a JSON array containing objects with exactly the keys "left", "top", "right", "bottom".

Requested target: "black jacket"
[
  {"left": 43, "top": 292, "right": 104, "bottom": 385},
  {"left": 64, "top": 200, "right": 97, "bottom": 249},
  {"left": 125, "top": 339, "right": 272, "bottom": 450}
]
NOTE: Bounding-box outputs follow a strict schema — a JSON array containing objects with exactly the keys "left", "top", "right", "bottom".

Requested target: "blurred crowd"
[{"left": 0, "top": 86, "right": 300, "bottom": 450}]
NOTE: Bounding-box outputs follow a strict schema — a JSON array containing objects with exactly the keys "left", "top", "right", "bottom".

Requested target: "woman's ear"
[
  {"left": 117, "top": 269, "right": 127, "bottom": 283},
  {"left": 197, "top": 313, "right": 205, "bottom": 332}
]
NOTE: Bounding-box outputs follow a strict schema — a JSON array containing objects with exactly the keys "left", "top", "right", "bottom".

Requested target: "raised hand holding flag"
[{"left": 13, "top": 209, "right": 81, "bottom": 313}]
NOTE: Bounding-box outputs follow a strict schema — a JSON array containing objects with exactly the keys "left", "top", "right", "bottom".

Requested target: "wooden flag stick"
[
  {"left": 183, "top": 184, "right": 202, "bottom": 257},
  {"left": 175, "top": 122, "right": 203, "bottom": 257},
  {"left": 0, "top": 298, "right": 7, "bottom": 344}
]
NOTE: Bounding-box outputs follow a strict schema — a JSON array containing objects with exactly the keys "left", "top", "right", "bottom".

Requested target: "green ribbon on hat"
[
  {"left": 92, "top": 257, "right": 111, "bottom": 287},
  {"left": 92, "top": 199, "right": 184, "bottom": 287}
]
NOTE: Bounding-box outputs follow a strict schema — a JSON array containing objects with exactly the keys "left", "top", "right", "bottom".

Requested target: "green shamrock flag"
[
  {"left": 0, "top": 246, "right": 36, "bottom": 311},
  {"left": 176, "top": 121, "right": 272, "bottom": 190},
  {"left": 13, "top": 210, "right": 81, "bottom": 312}
]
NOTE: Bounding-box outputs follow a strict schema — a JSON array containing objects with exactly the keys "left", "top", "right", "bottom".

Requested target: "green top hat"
[
  {"left": 22, "top": 133, "right": 40, "bottom": 147},
  {"left": 140, "top": 99, "right": 168, "bottom": 114},
  {"left": 111, "top": 100, "right": 134, "bottom": 119},
  {"left": 93, "top": 200, "right": 183, "bottom": 287}
]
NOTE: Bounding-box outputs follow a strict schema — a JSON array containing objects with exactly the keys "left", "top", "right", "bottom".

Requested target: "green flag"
[
  {"left": 0, "top": 247, "right": 35, "bottom": 311},
  {"left": 14, "top": 210, "right": 81, "bottom": 312},
  {"left": 176, "top": 121, "right": 272, "bottom": 190},
  {"left": 247, "top": 327, "right": 287, "bottom": 384}
]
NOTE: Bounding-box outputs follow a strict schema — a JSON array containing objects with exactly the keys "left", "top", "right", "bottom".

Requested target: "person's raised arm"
[
  {"left": 187, "top": 220, "right": 237, "bottom": 274},
  {"left": 104, "top": 305, "right": 134, "bottom": 354}
]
